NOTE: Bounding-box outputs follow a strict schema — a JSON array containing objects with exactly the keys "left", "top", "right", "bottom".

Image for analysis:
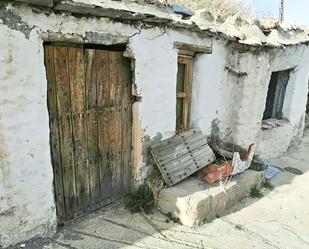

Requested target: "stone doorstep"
[{"left": 157, "top": 170, "right": 265, "bottom": 227}]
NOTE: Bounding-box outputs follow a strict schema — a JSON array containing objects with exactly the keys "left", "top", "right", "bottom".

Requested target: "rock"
[
  {"left": 264, "top": 18, "right": 280, "bottom": 29},
  {"left": 171, "top": 3, "right": 193, "bottom": 17}
]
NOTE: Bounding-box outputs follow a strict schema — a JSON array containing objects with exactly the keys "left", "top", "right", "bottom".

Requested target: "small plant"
[
  {"left": 250, "top": 185, "right": 263, "bottom": 198},
  {"left": 146, "top": 168, "right": 164, "bottom": 201},
  {"left": 125, "top": 184, "right": 155, "bottom": 214},
  {"left": 215, "top": 214, "right": 221, "bottom": 219},
  {"left": 263, "top": 180, "right": 274, "bottom": 190}
]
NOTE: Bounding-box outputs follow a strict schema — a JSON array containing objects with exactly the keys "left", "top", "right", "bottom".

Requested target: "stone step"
[{"left": 157, "top": 170, "right": 264, "bottom": 226}]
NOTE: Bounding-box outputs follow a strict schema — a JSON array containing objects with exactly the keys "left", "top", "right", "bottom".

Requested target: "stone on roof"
[{"left": 11, "top": 0, "right": 309, "bottom": 47}]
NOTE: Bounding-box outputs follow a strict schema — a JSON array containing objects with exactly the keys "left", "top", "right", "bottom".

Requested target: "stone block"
[{"left": 158, "top": 170, "right": 264, "bottom": 226}]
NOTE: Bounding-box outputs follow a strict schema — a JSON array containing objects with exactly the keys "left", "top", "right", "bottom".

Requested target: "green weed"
[
  {"left": 250, "top": 185, "right": 263, "bottom": 198},
  {"left": 125, "top": 184, "right": 155, "bottom": 214}
]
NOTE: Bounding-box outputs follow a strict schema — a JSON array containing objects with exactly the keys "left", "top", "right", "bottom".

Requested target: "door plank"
[
  {"left": 110, "top": 105, "right": 122, "bottom": 200},
  {"left": 108, "top": 51, "right": 123, "bottom": 200},
  {"left": 53, "top": 46, "right": 78, "bottom": 220},
  {"left": 68, "top": 47, "right": 91, "bottom": 214},
  {"left": 45, "top": 45, "right": 67, "bottom": 223},
  {"left": 120, "top": 56, "right": 132, "bottom": 195},
  {"left": 85, "top": 49, "right": 101, "bottom": 208},
  {"left": 96, "top": 50, "right": 111, "bottom": 205}
]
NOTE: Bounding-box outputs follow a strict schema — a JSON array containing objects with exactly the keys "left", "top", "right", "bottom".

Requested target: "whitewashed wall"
[
  {"left": 192, "top": 41, "right": 309, "bottom": 159},
  {"left": 256, "top": 46, "right": 309, "bottom": 159},
  {"left": 0, "top": 25, "right": 57, "bottom": 247},
  {"left": 0, "top": 3, "right": 211, "bottom": 247},
  {"left": 0, "top": 2, "right": 308, "bottom": 247},
  {"left": 191, "top": 40, "right": 227, "bottom": 136},
  {"left": 221, "top": 45, "right": 309, "bottom": 159}
]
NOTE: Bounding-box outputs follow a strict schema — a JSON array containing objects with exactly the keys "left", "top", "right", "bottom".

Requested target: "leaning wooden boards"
[{"left": 150, "top": 128, "right": 215, "bottom": 186}]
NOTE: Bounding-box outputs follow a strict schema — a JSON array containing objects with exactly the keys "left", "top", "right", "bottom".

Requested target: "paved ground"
[{"left": 11, "top": 130, "right": 309, "bottom": 249}]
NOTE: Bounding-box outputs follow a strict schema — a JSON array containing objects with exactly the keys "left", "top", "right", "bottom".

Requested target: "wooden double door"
[{"left": 44, "top": 44, "right": 132, "bottom": 224}]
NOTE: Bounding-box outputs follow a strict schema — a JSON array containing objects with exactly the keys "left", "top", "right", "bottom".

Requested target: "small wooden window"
[{"left": 176, "top": 56, "right": 192, "bottom": 132}]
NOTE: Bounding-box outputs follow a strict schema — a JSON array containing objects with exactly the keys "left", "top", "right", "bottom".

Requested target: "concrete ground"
[{"left": 9, "top": 130, "right": 309, "bottom": 249}]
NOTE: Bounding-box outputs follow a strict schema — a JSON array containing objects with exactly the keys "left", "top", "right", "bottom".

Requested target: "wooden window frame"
[{"left": 176, "top": 55, "right": 193, "bottom": 133}]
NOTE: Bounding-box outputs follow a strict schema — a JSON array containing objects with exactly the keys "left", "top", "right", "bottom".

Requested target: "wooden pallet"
[{"left": 150, "top": 128, "right": 215, "bottom": 186}]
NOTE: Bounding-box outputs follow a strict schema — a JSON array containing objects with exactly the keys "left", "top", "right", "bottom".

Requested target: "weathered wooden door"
[{"left": 44, "top": 44, "right": 132, "bottom": 224}]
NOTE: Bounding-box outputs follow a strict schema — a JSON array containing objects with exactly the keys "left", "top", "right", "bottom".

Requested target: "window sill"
[{"left": 261, "top": 118, "right": 289, "bottom": 130}]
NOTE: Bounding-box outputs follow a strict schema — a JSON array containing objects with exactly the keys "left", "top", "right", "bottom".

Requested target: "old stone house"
[{"left": 0, "top": 0, "right": 308, "bottom": 247}]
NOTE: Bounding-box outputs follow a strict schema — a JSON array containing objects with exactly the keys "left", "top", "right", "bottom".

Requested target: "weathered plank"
[
  {"left": 53, "top": 46, "right": 78, "bottom": 220},
  {"left": 68, "top": 47, "right": 91, "bottom": 214},
  {"left": 161, "top": 144, "right": 214, "bottom": 172},
  {"left": 109, "top": 105, "right": 123, "bottom": 201},
  {"left": 109, "top": 51, "right": 123, "bottom": 201},
  {"left": 96, "top": 49, "right": 111, "bottom": 205},
  {"left": 150, "top": 128, "right": 215, "bottom": 186},
  {"left": 183, "top": 57, "right": 192, "bottom": 130},
  {"left": 151, "top": 128, "right": 198, "bottom": 150},
  {"left": 120, "top": 55, "right": 132, "bottom": 196},
  {"left": 44, "top": 45, "right": 66, "bottom": 223},
  {"left": 85, "top": 49, "right": 101, "bottom": 209},
  {"left": 152, "top": 133, "right": 208, "bottom": 164},
  {"left": 164, "top": 147, "right": 214, "bottom": 180},
  {"left": 174, "top": 42, "right": 212, "bottom": 54}
]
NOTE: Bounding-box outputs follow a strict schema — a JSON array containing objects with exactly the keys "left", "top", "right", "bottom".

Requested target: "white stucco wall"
[
  {"left": 196, "top": 42, "right": 309, "bottom": 159},
  {"left": 226, "top": 45, "right": 309, "bottom": 159},
  {"left": 191, "top": 40, "right": 226, "bottom": 136},
  {"left": 256, "top": 46, "right": 309, "bottom": 159},
  {"left": 131, "top": 34, "right": 178, "bottom": 139},
  {"left": 0, "top": 3, "right": 212, "bottom": 247},
  {"left": 0, "top": 2, "right": 308, "bottom": 247},
  {"left": 0, "top": 26, "right": 56, "bottom": 247}
]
